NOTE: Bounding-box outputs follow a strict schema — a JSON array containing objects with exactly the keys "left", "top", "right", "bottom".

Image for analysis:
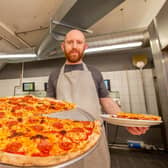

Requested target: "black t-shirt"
[{"left": 47, "top": 64, "right": 109, "bottom": 98}]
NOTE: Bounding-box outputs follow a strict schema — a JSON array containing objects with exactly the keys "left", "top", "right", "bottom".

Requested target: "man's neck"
[{"left": 65, "top": 60, "right": 83, "bottom": 65}]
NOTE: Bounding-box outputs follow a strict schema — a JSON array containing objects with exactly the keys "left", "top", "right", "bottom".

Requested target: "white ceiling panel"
[
  {"left": 90, "top": 0, "right": 166, "bottom": 35},
  {"left": 17, "top": 28, "right": 49, "bottom": 47},
  {"left": 0, "top": 39, "right": 18, "bottom": 52},
  {"left": 0, "top": 0, "right": 65, "bottom": 32}
]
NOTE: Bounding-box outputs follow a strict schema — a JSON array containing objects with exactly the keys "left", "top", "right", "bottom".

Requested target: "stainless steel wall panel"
[
  {"left": 148, "top": 20, "right": 168, "bottom": 149},
  {"left": 155, "top": 0, "right": 168, "bottom": 50}
]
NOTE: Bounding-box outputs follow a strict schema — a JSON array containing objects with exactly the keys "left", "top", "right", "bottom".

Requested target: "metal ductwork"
[
  {"left": 86, "top": 29, "right": 149, "bottom": 48},
  {"left": 2, "top": 0, "right": 149, "bottom": 63},
  {"left": 2, "top": 0, "right": 126, "bottom": 63},
  {"left": 37, "top": 0, "right": 125, "bottom": 59},
  {"left": 5, "top": 28, "right": 149, "bottom": 63},
  {"left": 37, "top": 0, "right": 78, "bottom": 58},
  {"left": 37, "top": 33, "right": 58, "bottom": 58},
  {"left": 0, "top": 63, "right": 6, "bottom": 71},
  {"left": 37, "top": 20, "right": 93, "bottom": 58},
  {"left": 44, "top": 28, "right": 150, "bottom": 59}
]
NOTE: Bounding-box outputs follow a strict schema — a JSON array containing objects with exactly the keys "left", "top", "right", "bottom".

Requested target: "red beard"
[{"left": 64, "top": 49, "right": 84, "bottom": 63}]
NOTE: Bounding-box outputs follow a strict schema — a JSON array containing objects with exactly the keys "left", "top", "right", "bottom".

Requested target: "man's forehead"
[{"left": 65, "top": 30, "right": 85, "bottom": 41}]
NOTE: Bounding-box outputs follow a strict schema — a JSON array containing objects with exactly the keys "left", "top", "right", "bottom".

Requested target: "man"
[{"left": 47, "top": 29, "right": 148, "bottom": 168}]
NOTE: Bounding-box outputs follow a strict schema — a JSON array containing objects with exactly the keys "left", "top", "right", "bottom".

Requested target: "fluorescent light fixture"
[
  {"left": 0, "top": 53, "right": 37, "bottom": 59},
  {"left": 85, "top": 41, "right": 143, "bottom": 54}
]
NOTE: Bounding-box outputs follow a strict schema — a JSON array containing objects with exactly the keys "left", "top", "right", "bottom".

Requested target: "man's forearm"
[{"left": 100, "top": 97, "right": 121, "bottom": 115}]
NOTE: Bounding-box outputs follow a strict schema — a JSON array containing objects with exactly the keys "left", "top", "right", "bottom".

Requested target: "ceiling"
[
  {"left": 0, "top": 0, "right": 166, "bottom": 62},
  {"left": 90, "top": 0, "right": 166, "bottom": 34}
]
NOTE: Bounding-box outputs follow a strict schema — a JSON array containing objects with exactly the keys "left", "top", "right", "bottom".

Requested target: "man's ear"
[
  {"left": 61, "top": 42, "right": 65, "bottom": 52},
  {"left": 84, "top": 43, "right": 88, "bottom": 50}
]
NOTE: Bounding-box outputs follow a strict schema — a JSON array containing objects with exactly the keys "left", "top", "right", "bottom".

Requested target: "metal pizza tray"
[
  {"left": 0, "top": 108, "right": 101, "bottom": 168},
  {"left": 44, "top": 107, "right": 96, "bottom": 121}
]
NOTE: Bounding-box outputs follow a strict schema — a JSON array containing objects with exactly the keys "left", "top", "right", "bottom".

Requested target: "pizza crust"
[{"left": 0, "top": 121, "right": 101, "bottom": 166}]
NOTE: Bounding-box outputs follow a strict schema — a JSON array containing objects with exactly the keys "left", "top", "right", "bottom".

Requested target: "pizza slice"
[{"left": 116, "top": 112, "right": 161, "bottom": 121}]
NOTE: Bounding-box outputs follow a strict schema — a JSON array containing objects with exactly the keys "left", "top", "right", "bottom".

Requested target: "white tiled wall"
[
  {"left": 0, "top": 69, "right": 158, "bottom": 115},
  {"left": 102, "top": 69, "right": 159, "bottom": 115},
  {"left": 0, "top": 76, "right": 48, "bottom": 97}
]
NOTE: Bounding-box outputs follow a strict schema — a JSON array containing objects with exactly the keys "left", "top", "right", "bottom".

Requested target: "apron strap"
[{"left": 60, "top": 62, "right": 89, "bottom": 75}]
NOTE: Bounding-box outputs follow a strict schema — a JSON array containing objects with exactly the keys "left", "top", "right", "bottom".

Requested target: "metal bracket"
[{"left": 50, "top": 19, "right": 93, "bottom": 35}]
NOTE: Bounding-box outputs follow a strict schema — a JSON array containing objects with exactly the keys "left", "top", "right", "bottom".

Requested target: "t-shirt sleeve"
[
  {"left": 98, "top": 72, "right": 110, "bottom": 98},
  {"left": 46, "top": 71, "right": 56, "bottom": 98},
  {"left": 88, "top": 65, "right": 109, "bottom": 98}
]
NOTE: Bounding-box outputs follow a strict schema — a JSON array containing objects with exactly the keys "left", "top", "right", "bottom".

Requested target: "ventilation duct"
[
  {"left": 37, "top": 0, "right": 77, "bottom": 58},
  {"left": 0, "top": 63, "right": 6, "bottom": 71},
  {"left": 37, "top": 0, "right": 125, "bottom": 59},
  {"left": 4, "top": 28, "right": 149, "bottom": 64},
  {"left": 86, "top": 29, "right": 149, "bottom": 48},
  {"left": 45, "top": 28, "right": 149, "bottom": 59}
]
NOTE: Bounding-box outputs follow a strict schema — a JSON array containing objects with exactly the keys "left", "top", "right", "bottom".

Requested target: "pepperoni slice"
[
  {"left": 52, "top": 122, "right": 63, "bottom": 129},
  {"left": 9, "top": 100, "right": 19, "bottom": 105},
  {"left": 31, "top": 152, "right": 49, "bottom": 157},
  {"left": 13, "top": 112, "right": 23, "bottom": 117},
  {"left": 81, "top": 121, "right": 95, "bottom": 128},
  {"left": 71, "top": 128, "right": 84, "bottom": 132},
  {"left": 4, "top": 142, "right": 22, "bottom": 153},
  {"left": 0, "top": 98, "right": 7, "bottom": 102},
  {"left": 28, "top": 118, "right": 39, "bottom": 123},
  {"left": 84, "top": 127, "right": 93, "bottom": 135},
  {"left": 0, "top": 112, "right": 5, "bottom": 118},
  {"left": 59, "top": 142, "right": 72, "bottom": 151},
  {"left": 31, "top": 125, "right": 44, "bottom": 132},
  {"left": 81, "top": 121, "right": 94, "bottom": 135},
  {"left": 6, "top": 120, "right": 18, "bottom": 128},
  {"left": 43, "top": 130, "right": 58, "bottom": 134},
  {"left": 49, "top": 102, "right": 65, "bottom": 110},
  {"left": 14, "top": 151, "right": 25, "bottom": 155},
  {"left": 37, "top": 139, "right": 53, "bottom": 155},
  {"left": 24, "top": 106, "right": 35, "bottom": 111},
  {"left": 36, "top": 106, "right": 46, "bottom": 111},
  {"left": 66, "top": 128, "right": 88, "bottom": 143}
]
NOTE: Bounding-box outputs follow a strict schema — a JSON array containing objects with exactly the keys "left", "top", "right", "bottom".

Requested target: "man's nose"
[{"left": 72, "top": 42, "right": 77, "bottom": 48}]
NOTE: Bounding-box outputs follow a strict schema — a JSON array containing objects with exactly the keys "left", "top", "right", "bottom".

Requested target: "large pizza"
[{"left": 0, "top": 95, "right": 101, "bottom": 166}]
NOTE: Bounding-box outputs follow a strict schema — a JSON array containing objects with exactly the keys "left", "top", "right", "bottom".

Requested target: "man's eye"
[
  {"left": 67, "top": 41, "right": 72, "bottom": 44},
  {"left": 77, "top": 41, "right": 83, "bottom": 44}
]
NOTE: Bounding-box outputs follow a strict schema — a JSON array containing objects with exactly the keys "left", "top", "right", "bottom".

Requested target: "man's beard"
[{"left": 64, "top": 49, "right": 84, "bottom": 63}]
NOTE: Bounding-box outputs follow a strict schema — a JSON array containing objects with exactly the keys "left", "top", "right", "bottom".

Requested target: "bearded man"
[{"left": 47, "top": 29, "right": 148, "bottom": 168}]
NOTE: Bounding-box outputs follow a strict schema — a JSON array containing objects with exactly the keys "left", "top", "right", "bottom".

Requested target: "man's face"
[{"left": 62, "top": 30, "right": 87, "bottom": 63}]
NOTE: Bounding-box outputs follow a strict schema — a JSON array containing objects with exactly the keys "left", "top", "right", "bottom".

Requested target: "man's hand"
[{"left": 126, "top": 127, "right": 149, "bottom": 135}]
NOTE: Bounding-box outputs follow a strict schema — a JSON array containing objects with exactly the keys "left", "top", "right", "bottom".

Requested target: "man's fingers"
[
  {"left": 126, "top": 127, "right": 149, "bottom": 135},
  {"left": 126, "top": 127, "right": 141, "bottom": 135},
  {"left": 140, "top": 127, "right": 149, "bottom": 134}
]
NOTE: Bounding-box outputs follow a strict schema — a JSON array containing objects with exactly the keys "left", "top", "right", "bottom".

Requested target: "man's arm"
[
  {"left": 100, "top": 97, "right": 149, "bottom": 135},
  {"left": 100, "top": 97, "right": 121, "bottom": 114},
  {"left": 90, "top": 66, "right": 148, "bottom": 135},
  {"left": 46, "top": 73, "right": 56, "bottom": 98}
]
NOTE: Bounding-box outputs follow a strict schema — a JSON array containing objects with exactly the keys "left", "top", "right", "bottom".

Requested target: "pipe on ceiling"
[
  {"left": 0, "top": 63, "right": 6, "bottom": 72},
  {"left": 5, "top": 29, "right": 150, "bottom": 63},
  {"left": 86, "top": 29, "right": 149, "bottom": 48},
  {"left": 45, "top": 29, "right": 150, "bottom": 58}
]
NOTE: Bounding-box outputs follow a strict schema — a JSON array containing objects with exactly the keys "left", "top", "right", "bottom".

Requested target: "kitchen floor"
[{"left": 110, "top": 148, "right": 168, "bottom": 168}]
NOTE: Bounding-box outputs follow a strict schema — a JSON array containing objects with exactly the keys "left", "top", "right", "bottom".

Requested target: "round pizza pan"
[{"left": 43, "top": 107, "right": 96, "bottom": 121}]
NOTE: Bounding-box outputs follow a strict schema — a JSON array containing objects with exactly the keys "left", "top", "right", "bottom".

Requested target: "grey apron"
[{"left": 56, "top": 63, "right": 110, "bottom": 168}]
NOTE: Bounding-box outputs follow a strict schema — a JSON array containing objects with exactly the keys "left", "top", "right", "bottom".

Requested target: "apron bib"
[{"left": 56, "top": 63, "right": 110, "bottom": 168}]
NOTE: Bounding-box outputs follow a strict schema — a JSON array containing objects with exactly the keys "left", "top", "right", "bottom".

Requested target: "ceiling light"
[
  {"left": 84, "top": 41, "right": 143, "bottom": 54},
  {"left": 0, "top": 53, "right": 37, "bottom": 59}
]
